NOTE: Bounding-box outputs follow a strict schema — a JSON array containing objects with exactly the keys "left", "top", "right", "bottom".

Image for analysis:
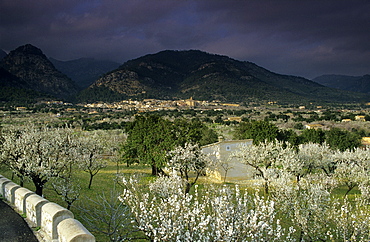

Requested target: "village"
[{"left": 82, "top": 97, "right": 241, "bottom": 112}]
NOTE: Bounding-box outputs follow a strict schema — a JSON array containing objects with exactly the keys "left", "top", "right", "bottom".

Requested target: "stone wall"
[{"left": 0, "top": 174, "right": 95, "bottom": 242}]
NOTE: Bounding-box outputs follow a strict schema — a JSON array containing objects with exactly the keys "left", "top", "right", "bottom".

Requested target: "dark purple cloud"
[{"left": 1, "top": 0, "right": 369, "bottom": 79}]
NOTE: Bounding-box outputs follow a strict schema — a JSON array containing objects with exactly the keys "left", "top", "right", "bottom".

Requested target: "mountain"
[
  {"left": 78, "top": 50, "right": 368, "bottom": 104},
  {"left": 0, "top": 50, "right": 6, "bottom": 60},
  {"left": 0, "top": 67, "right": 28, "bottom": 88},
  {"left": 0, "top": 44, "right": 80, "bottom": 100},
  {"left": 50, "top": 57, "right": 120, "bottom": 89},
  {"left": 0, "top": 67, "right": 52, "bottom": 104},
  {"left": 313, "top": 74, "right": 370, "bottom": 94}
]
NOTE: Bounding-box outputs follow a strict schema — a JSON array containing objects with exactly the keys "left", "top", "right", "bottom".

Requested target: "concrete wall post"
[
  {"left": 0, "top": 177, "right": 11, "bottom": 197},
  {"left": 26, "top": 194, "right": 49, "bottom": 227},
  {"left": 14, "top": 187, "right": 34, "bottom": 214},
  {"left": 4, "top": 182, "right": 21, "bottom": 204},
  {"left": 41, "top": 202, "right": 74, "bottom": 241},
  {"left": 57, "top": 218, "right": 95, "bottom": 242}
]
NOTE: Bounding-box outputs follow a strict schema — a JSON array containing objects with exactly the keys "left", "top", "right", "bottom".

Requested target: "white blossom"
[{"left": 120, "top": 174, "right": 294, "bottom": 241}]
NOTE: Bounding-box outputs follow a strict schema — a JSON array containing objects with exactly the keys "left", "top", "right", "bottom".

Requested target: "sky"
[{"left": 1, "top": 0, "right": 369, "bottom": 79}]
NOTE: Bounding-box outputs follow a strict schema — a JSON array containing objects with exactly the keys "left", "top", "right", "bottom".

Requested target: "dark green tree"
[
  {"left": 121, "top": 115, "right": 218, "bottom": 176},
  {"left": 293, "top": 123, "right": 304, "bottom": 130},
  {"left": 173, "top": 118, "right": 218, "bottom": 146},
  {"left": 277, "top": 129, "right": 300, "bottom": 147},
  {"left": 300, "top": 128, "right": 326, "bottom": 144},
  {"left": 121, "top": 115, "right": 175, "bottom": 175},
  {"left": 234, "top": 120, "right": 279, "bottom": 144},
  {"left": 325, "top": 128, "right": 361, "bottom": 151}
]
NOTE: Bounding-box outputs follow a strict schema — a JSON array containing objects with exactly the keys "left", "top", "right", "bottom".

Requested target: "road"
[{"left": 0, "top": 199, "right": 39, "bottom": 242}]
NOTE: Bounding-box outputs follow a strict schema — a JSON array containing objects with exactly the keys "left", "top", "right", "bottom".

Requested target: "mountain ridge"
[
  {"left": 79, "top": 50, "right": 368, "bottom": 104},
  {"left": 313, "top": 74, "right": 370, "bottom": 94},
  {"left": 1, "top": 45, "right": 369, "bottom": 105}
]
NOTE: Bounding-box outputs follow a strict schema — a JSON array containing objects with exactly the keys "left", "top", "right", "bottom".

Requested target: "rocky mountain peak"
[
  {"left": 14, "top": 44, "right": 44, "bottom": 56},
  {"left": 1, "top": 44, "right": 80, "bottom": 99}
]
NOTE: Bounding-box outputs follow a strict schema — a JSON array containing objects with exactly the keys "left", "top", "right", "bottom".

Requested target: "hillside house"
[
  {"left": 202, "top": 138, "right": 255, "bottom": 181},
  {"left": 341, "top": 119, "right": 352, "bottom": 122},
  {"left": 224, "top": 117, "right": 242, "bottom": 122},
  {"left": 16, "top": 107, "right": 27, "bottom": 111},
  {"left": 355, "top": 115, "right": 366, "bottom": 121},
  {"left": 362, "top": 137, "right": 370, "bottom": 147},
  {"left": 305, "top": 123, "right": 325, "bottom": 130},
  {"left": 222, "top": 103, "right": 240, "bottom": 107}
]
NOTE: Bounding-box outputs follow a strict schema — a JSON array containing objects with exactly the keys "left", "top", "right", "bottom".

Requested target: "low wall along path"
[{"left": 0, "top": 174, "right": 95, "bottom": 242}]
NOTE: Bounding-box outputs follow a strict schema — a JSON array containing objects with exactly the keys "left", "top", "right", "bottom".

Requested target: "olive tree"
[{"left": 234, "top": 120, "right": 279, "bottom": 144}]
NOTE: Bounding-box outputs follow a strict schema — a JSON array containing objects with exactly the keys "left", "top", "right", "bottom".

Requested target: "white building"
[{"left": 202, "top": 138, "right": 255, "bottom": 182}]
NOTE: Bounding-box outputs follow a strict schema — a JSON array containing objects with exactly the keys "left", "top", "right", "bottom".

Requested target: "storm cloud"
[{"left": 1, "top": 0, "right": 369, "bottom": 78}]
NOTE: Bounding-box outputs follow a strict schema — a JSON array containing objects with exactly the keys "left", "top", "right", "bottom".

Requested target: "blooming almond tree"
[
  {"left": 333, "top": 147, "right": 370, "bottom": 197},
  {"left": 328, "top": 197, "right": 370, "bottom": 241},
  {"left": 50, "top": 176, "right": 80, "bottom": 210},
  {"left": 149, "top": 172, "right": 186, "bottom": 199},
  {"left": 119, "top": 143, "right": 370, "bottom": 241},
  {"left": 1, "top": 126, "right": 30, "bottom": 186},
  {"left": 166, "top": 143, "right": 212, "bottom": 193},
  {"left": 298, "top": 142, "right": 336, "bottom": 176},
  {"left": 279, "top": 142, "right": 335, "bottom": 183},
  {"left": 1, "top": 124, "right": 78, "bottom": 196},
  {"left": 233, "top": 140, "right": 291, "bottom": 194},
  {"left": 120, "top": 174, "right": 294, "bottom": 242},
  {"left": 271, "top": 173, "right": 332, "bottom": 241},
  {"left": 77, "top": 131, "right": 108, "bottom": 189}
]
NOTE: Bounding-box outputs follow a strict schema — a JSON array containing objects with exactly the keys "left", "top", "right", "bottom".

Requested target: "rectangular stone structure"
[
  {"left": 4, "top": 182, "right": 21, "bottom": 204},
  {"left": 0, "top": 177, "right": 11, "bottom": 197},
  {"left": 57, "top": 218, "right": 95, "bottom": 242},
  {"left": 41, "top": 202, "right": 74, "bottom": 241},
  {"left": 14, "top": 187, "right": 34, "bottom": 214},
  {"left": 26, "top": 194, "right": 49, "bottom": 227}
]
